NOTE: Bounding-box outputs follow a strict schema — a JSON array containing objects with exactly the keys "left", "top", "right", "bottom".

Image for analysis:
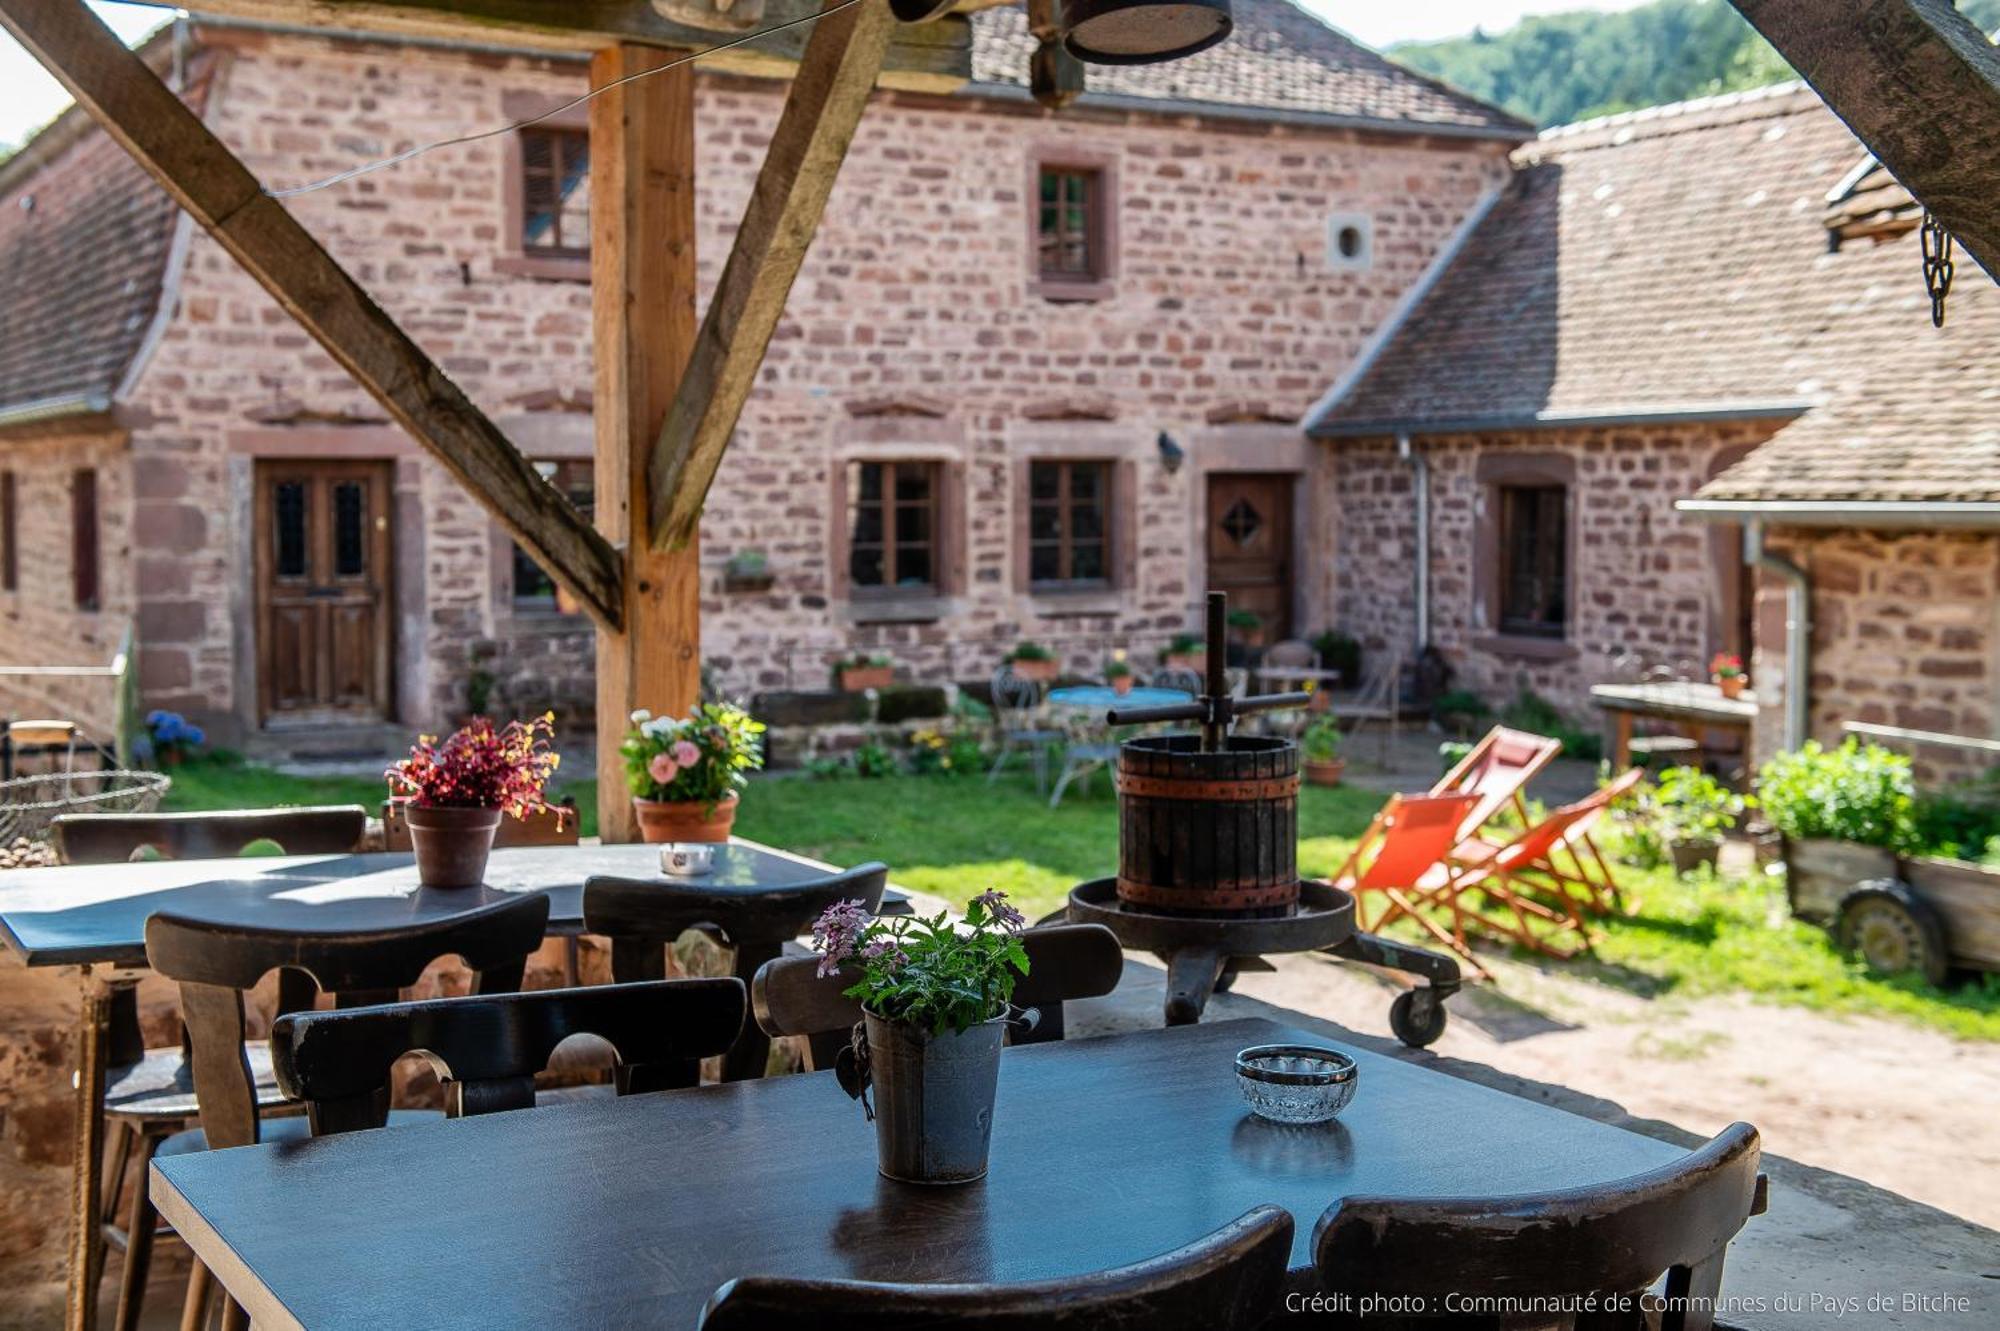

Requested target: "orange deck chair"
[
  {"left": 1333, "top": 793, "right": 1491, "bottom": 979},
  {"left": 1433, "top": 726, "right": 1564, "bottom": 842},
  {"left": 1449, "top": 766, "right": 1645, "bottom": 918}
]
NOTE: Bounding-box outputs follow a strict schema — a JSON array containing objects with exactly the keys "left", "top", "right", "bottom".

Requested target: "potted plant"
[
  {"left": 723, "top": 548, "right": 776, "bottom": 594},
  {"left": 812, "top": 890, "right": 1030, "bottom": 1184},
  {"left": 1710, "top": 652, "right": 1748, "bottom": 699},
  {"left": 386, "top": 713, "right": 564, "bottom": 887},
  {"left": 1310, "top": 629, "right": 1362, "bottom": 689},
  {"left": 1005, "top": 641, "right": 1059, "bottom": 683},
  {"left": 1104, "top": 655, "right": 1136, "bottom": 696},
  {"left": 833, "top": 653, "right": 894, "bottom": 693},
  {"left": 621, "top": 701, "right": 766, "bottom": 843},
  {"left": 1227, "top": 608, "right": 1266, "bottom": 649},
  {"left": 1160, "top": 632, "right": 1205, "bottom": 675},
  {"left": 1652, "top": 765, "right": 1746, "bottom": 875},
  {"left": 1758, "top": 739, "right": 1915, "bottom": 922},
  {"left": 1302, "top": 716, "right": 1345, "bottom": 786},
  {"left": 143, "top": 710, "right": 206, "bottom": 768}
]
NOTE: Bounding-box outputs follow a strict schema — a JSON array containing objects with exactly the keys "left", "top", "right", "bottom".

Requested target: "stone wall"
[
  {"left": 1751, "top": 528, "right": 2000, "bottom": 786},
  {"left": 112, "top": 25, "right": 1510, "bottom": 738},
  {"left": 0, "top": 433, "right": 133, "bottom": 732},
  {"left": 1328, "top": 421, "right": 1784, "bottom": 721}
]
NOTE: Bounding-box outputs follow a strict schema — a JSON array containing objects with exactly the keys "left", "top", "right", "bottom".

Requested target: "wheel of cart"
[
  {"left": 1322, "top": 930, "right": 1462, "bottom": 1049},
  {"left": 1837, "top": 879, "right": 1952, "bottom": 987}
]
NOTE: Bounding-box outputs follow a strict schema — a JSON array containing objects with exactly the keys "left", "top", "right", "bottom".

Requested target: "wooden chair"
[
  {"left": 701, "top": 1203, "right": 1292, "bottom": 1331},
  {"left": 136, "top": 894, "right": 549, "bottom": 1331},
  {"left": 270, "top": 978, "right": 745, "bottom": 1133},
  {"left": 583, "top": 859, "right": 888, "bottom": 1082},
  {"left": 379, "top": 798, "right": 579, "bottom": 851},
  {"left": 1314, "top": 1123, "right": 1765, "bottom": 1330},
  {"left": 988, "top": 667, "right": 1063, "bottom": 794},
  {"left": 53, "top": 805, "right": 367, "bottom": 864},
  {"left": 1431, "top": 726, "right": 1563, "bottom": 842},
  {"left": 1334, "top": 794, "right": 1490, "bottom": 979},
  {"left": 4, "top": 718, "right": 81, "bottom": 776},
  {"left": 1331, "top": 651, "right": 1405, "bottom": 762},
  {"left": 752, "top": 922, "right": 1125, "bottom": 1072}
]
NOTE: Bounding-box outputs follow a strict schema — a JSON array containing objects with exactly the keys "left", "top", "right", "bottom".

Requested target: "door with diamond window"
[
  {"left": 254, "top": 461, "right": 395, "bottom": 723},
  {"left": 1205, "top": 473, "right": 1294, "bottom": 640}
]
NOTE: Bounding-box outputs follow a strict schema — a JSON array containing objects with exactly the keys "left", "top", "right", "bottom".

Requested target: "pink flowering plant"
[
  {"left": 620, "top": 701, "right": 765, "bottom": 808},
  {"left": 812, "top": 891, "right": 1031, "bottom": 1035},
  {"left": 385, "top": 713, "right": 563, "bottom": 818}
]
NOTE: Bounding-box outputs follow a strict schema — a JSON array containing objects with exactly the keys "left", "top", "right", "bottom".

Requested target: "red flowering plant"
[
  {"left": 1709, "top": 653, "right": 1746, "bottom": 681},
  {"left": 386, "top": 713, "right": 564, "bottom": 820}
]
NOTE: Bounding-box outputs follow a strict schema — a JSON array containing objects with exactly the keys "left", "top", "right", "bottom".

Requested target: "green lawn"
[{"left": 166, "top": 757, "right": 2000, "bottom": 1041}]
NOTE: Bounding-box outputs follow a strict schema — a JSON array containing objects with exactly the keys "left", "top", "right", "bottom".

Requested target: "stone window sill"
[
  {"left": 1030, "top": 275, "right": 1115, "bottom": 303},
  {"left": 1029, "top": 586, "right": 1120, "bottom": 617},
  {"left": 496, "top": 254, "right": 590, "bottom": 283},
  {"left": 1474, "top": 633, "right": 1578, "bottom": 663},
  {"left": 844, "top": 594, "right": 948, "bottom": 625}
]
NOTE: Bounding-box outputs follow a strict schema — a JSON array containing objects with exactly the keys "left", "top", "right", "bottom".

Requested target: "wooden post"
[{"left": 592, "top": 45, "right": 699, "bottom": 843}]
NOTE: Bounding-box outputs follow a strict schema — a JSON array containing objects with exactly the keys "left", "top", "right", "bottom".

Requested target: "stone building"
[
  {"left": 0, "top": 4, "right": 1526, "bottom": 752},
  {"left": 1306, "top": 83, "right": 2000, "bottom": 780}
]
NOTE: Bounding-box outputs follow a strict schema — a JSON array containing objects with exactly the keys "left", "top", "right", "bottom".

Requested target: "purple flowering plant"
[{"left": 811, "top": 890, "right": 1032, "bottom": 1035}]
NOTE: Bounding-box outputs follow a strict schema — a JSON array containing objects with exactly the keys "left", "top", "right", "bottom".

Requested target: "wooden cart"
[{"left": 1787, "top": 837, "right": 2000, "bottom": 984}]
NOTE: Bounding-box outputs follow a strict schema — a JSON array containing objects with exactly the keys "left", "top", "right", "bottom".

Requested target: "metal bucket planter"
[{"left": 864, "top": 1010, "right": 1005, "bottom": 1185}]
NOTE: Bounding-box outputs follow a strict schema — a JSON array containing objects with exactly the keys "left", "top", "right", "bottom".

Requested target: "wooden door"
[
  {"left": 1206, "top": 473, "right": 1294, "bottom": 640},
  {"left": 255, "top": 461, "right": 394, "bottom": 724}
]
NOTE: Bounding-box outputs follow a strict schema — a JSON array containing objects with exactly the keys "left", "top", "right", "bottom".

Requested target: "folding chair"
[
  {"left": 1431, "top": 725, "right": 1563, "bottom": 841},
  {"left": 1331, "top": 651, "right": 1404, "bottom": 763},
  {"left": 1449, "top": 766, "right": 1645, "bottom": 918},
  {"left": 1333, "top": 793, "right": 1491, "bottom": 980}
]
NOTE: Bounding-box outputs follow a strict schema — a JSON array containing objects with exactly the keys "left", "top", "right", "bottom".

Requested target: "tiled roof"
[
  {"left": 0, "top": 56, "right": 200, "bottom": 422},
  {"left": 1309, "top": 83, "right": 2000, "bottom": 505},
  {"left": 968, "top": 0, "right": 1529, "bottom": 136}
]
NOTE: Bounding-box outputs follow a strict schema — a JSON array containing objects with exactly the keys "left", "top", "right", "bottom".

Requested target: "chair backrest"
[
  {"left": 1315, "top": 1124, "right": 1762, "bottom": 1331},
  {"left": 142, "top": 893, "right": 550, "bottom": 1149},
  {"left": 53, "top": 805, "right": 368, "bottom": 864},
  {"left": 1432, "top": 726, "right": 1564, "bottom": 837},
  {"left": 1347, "top": 794, "right": 1480, "bottom": 893},
  {"left": 1490, "top": 768, "right": 1645, "bottom": 871},
  {"left": 1356, "top": 652, "right": 1406, "bottom": 707},
  {"left": 583, "top": 860, "right": 889, "bottom": 981},
  {"left": 270, "top": 978, "right": 746, "bottom": 1134},
  {"left": 380, "top": 800, "right": 579, "bottom": 852},
  {"left": 752, "top": 923, "right": 1123, "bottom": 1049},
  {"left": 1151, "top": 667, "right": 1203, "bottom": 694},
  {"left": 990, "top": 667, "right": 1045, "bottom": 719},
  {"left": 701, "top": 1204, "right": 1293, "bottom": 1331},
  {"left": 1263, "top": 638, "right": 1316, "bottom": 669}
]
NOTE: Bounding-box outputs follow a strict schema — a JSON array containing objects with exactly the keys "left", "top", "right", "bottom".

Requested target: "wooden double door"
[
  {"left": 1206, "top": 473, "right": 1295, "bottom": 640},
  {"left": 254, "top": 461, "right": 394, "bottom": 723}
]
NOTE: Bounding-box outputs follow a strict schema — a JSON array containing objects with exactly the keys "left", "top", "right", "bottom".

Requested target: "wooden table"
[
  {"left": 1590, "top": 681, "right": 1757, "bottom": 767},
  {"left": 151, "top": 1018, "right": 1687, "bottom": 1329},
  {"left": 0, "top": 840, "right": 861, "bottom": 1331}
]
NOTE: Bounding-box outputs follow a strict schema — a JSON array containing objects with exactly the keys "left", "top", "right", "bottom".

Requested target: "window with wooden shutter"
[
  {"left": 520, "top": 127, "right": 591, "bottom": 257},
  {"left": 1498, "top": 484, "right": 1567, "bottom": 638},
  {"left": 72, "top": 468, "right": 99, "bottom": 611},
  {"left": 1028, "top": 460, "right": 1112, "bottom": 589}
]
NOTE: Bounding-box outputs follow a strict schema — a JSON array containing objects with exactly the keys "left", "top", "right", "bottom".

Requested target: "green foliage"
[
  {"left": 621, "top": 702, "right": 766, "bottom": 805},
  {"left": 908, "top": 727, "right": 986, "bottom": 777},
  {"left": 852, "top": 741, "right": 899, "bottom": 779},
  {"left": 1302, "top": 717, "right": 1343, "bottom": 763},
  {"left": 1226, "top": 609, "right": 1263, "bottom": 631},
  {"left": 1160, "top": 633, "right": 1204, "bottom": 662},
  {"left": 1006, "top": 641, "right": 1055, "bottom": 663},
  {"left": 1309, "top": 630, "right": 1361, "bottom": 684},
  {"left": 1390, "top": 0, "right": 2000, "bottom": 129},
  {"left": 816, "top": 894, "right": 1031, "bottom": 1036},
  {"left": 1103, "top": 658, "right": 1134, "bottom": 679},
  {"left": 1431, "top": 688, "right": 1491, "bottom": 732},
  {"left": 1757, "top": 739, "right": 1915, "bottom": 849},
  {"left": 237, "top": 838, "right": 288, "bottom": 858},
  {"left": 1438, "top": 740, "right": 1474, "bottom": 777},
  {"left": 1650, "top": 766, "right": 1747, "bottom": 848},
  {"left": 1498, "top": 689, "right": 1601, "bottom": 763},
  {"left": 1910, "top": 768, "right": 2000, "bottom": 861},
  {"left": 831, "top": 652, "right": 892, "bottom": 676}
]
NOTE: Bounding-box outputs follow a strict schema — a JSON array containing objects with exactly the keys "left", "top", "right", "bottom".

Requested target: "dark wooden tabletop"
[
  {"left": 151, "top": 1017, "right": 1684, "bottom": 1330},
  {"left": 0, "top": 843, "right": 841, "bottom": 968}
]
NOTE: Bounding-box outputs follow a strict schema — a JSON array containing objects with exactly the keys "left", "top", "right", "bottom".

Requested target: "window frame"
[
  {"left": 1026, "top": 149, "right": 1119, "bottom": 302},
  {"left": 1027, "top": 459, "right": 1114, "bottom": 591},
  {"left": 1, "top": 470, "right": 16, "bottom": 594},
  {"left": 72, "top": 468, "right": 100, "bottom": 612},
  {"left": 1473, "top": 451, "right": 1577, "bottom": 658},
  {"left": 498, "top": 94, "right": 593, "bottom": 283},
  {"left": 844, "top": 459, "right": 943, "bottom": 600},
  {"left": 511, "top": 458, "right": 595, "bottom": 614},
  {"left": 1496, "top": 483, "right": 1569, "bottom": 639}
]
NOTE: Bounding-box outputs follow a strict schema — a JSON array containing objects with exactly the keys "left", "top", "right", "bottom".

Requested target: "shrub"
[
  {"left": 852, "top": 741, "right": 899, "bottom": 779},
  {"left": 1651, "top": 766, "right": 1747, "bottom": 848},
  {"left": 1757, "top": 739, "right": 1915, "bottom": 849},
  {"left": 144, "top": 710, "right": 207, "bottom": 762},
  {"left": 1499, "top": 689, "right": 1602, "bottom": 763},
  {"left": 909, "top": 728, "right": 985, "bottom": 777},
  {"left": 1431, "top": 688, "right": 1491, "bottom": 734},
  {"left": 1310, "top": 630, "right": 1361, "bottom": 684},
  {"left": 1910, "top": 768, "right": 2000, "bottom": 861}
]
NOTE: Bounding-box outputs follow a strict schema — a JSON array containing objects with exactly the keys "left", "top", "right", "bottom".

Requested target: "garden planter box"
[
  {"left": 838, "top": 665, "right": 894, "bottom": 693},
  {"left": 1784, "top": 837, "right": 1898, "bottom": 924},
  {"left": 1903, "top": 856, "right": 2000, "bottom": 972}
]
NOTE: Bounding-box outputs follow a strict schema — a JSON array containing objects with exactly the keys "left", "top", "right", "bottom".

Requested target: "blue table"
[{"left": 1048, "top": 686, "right": 1193, "bottom": 712}]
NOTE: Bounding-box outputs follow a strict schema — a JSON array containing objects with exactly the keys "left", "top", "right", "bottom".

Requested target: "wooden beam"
[
  {"left": 125, "top": 0, "right": 971, "bottom": 90},
  {"left": 647, "top": 0, "right": 893, "bottom": 546},
  {"left": 0, "top": 0, "right": 626, "bottom": 629},
  {"left": 1731, "top": 0, "right": 2000, "bottom": 280},
  {"left": 591, "top": 44, "right": 700, "bottom": 842}
]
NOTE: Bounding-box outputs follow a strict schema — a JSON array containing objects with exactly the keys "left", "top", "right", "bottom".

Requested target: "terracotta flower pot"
[
  {"left": 1008, "top": 657, "right": 1059, "bottom": 683},
  {"left": 839, "top": 665, "right": 894, "bottom": 693},
  {"left": 1109, "top": 675, "right": 1135, "bottom": 695},
  {"left": 633, "top": 791, "right": 739, "bottom": 844},
  {"left": 404, "top": 805, "right": 503, "bottom": 888},
  {"left": 1304, "top": 757, "right": 1346, "bottom": 787},
  {"left": 1715, "top": 675, "right": 1746, "bottom": 699}
]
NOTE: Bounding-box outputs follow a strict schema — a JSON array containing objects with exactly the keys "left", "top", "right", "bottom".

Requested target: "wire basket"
[{"left": 0, "top": 770, "right": 173, "bottom": 846}]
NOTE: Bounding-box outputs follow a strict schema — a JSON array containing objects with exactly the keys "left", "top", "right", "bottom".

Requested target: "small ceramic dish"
[
  {"left": 1235, "top": 1044, "right": 1358, "bottom": 1124},
  {"left": 659, "top": 843, "right": 717, "bottom": 877}
]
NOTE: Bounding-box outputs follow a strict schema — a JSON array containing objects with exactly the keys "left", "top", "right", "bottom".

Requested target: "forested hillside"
[{"left": 1389, "top": 0, "right": 2000, "bottom": 128}]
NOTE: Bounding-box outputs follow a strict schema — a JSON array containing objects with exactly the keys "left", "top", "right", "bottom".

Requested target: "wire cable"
[{"left": 263, "top": 0, "right": 865, "bottom": 199}]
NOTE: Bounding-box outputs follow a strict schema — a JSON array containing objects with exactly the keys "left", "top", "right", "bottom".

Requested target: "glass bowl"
[{"left": 1235, "top": 1044, "right": 1358, "bottom": 1124}]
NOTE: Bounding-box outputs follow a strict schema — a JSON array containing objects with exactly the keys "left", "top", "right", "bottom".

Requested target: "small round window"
[{"left": 1325, "top": 213, "right": 1373, "bottom": 271}]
